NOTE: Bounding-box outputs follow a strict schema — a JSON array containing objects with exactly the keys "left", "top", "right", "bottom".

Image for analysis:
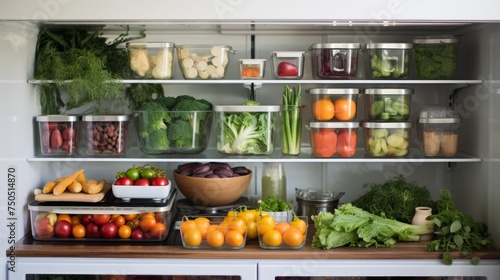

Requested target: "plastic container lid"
[
  {"left": 366, "top": 43, "right": 413, "bottom": 49},
  {"left": 419, "top": 106, "right": 461, "bottom": 124},
  {"left": 272, "top": 51, "right": 305, "bottom": 58},
  {"left": 36, "top": 115, "right": 79, "bottom": 122},
  {"left": 82, "top": 114, "right": 130, "bottom": 122},
  {"left": 309, "top": 122, "right": 359, "bottom": 129},
  {"left": 365, "top": 88, "right": 413, "bottom": 95},
  {"left": 126, "top": 42, "right": 175, "bottom": 48},
  {"left": 362, "top": 122, "right": 413, "bottom": 129},
  {"left": 214, "top": 105, "right": 280, "bottom": 112},
  {"left": 309, "top": 43, "right": 361, "bottom": 49},
  {"left": 239, "top": 59, "right": 266, "bottom": 64},
  {"left": 307, "top": 88, "right": 361, "bottom": 95}
]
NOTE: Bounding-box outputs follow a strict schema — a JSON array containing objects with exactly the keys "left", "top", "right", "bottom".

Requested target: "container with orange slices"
[
  {"left": 179, "top": 215, "right": 247, "bottom": 250},
  {"left": 257, "top": 215, "right": 308, "bottom": 250},
  {"left": 308, "top": 88, "right": 360, "bottom": 122}
]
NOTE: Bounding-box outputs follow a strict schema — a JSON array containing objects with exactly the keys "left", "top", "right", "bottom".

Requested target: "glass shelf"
[{"left": 27, "top": 147, "right": 481, "bottom": 163}]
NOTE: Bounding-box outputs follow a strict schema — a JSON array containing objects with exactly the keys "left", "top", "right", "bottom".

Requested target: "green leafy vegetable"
[
  {"left": 351, "top": 175, "right": 435, "bottom": 224},
  {"left": 427, "top": 189, "right": 493, "bottom": 265},
  {"left": 34, "top": 25, "right": 145, "bottom": 114},
  {"left": 414, "top": 43, "right": 458, "bottom": 79},
  {"left": 217, "top": 101, "right": 275, "bottom": 154},
  {"left": 311, "top": 203, "right": 434, "bottom": 249},
  {"left": 281, "top": 85, "right": 303, "bottom": 155},
  {"left": 258, "top": 194, "right": 292, "bottom": 212}
]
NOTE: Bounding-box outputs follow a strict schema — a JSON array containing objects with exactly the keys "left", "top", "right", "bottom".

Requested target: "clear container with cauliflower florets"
[{"left": 127, "top": 42, "right": 175, "bottom": 79}]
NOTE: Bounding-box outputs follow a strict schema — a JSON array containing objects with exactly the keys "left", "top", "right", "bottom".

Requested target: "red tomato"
[
  {"left": 131, "top": 228, "right": 144, "bottom": 240},
  {"left": 93, "top": 214, "right": 111, "bottom": 225},
  {"left": 277, "top": 62, "right": 298, "bottom": 76},
  {"left": 100, "top": 222, "right": 118, "bottom": 239},
  {"left": 54, "top": 220, "right": 72, "bottom": 238},
  {"left": 337, "top": 129, "right": 357, "bottom": 158},
  {"left": 151, "top": 177, "right": 169, "bottom": 186},
  {"left": 134, "top": 178, "right": 150, "bottom": 186},
  {"left": 114, "top": 177, "right": 133, "bottom": 186},
  {"left": 85, "top": 222, "right": 100, "bottom": 238},
  {"left": 80, "top": 214, "right": 93, "bottom": 226}
]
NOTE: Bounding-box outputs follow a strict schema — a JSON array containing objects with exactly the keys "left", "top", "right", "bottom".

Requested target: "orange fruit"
[
  {"left": 139, "top": 216, "right": 156, "bottom": 232},
  {"left": 206, "top": 229, "right": 225, "bottom": 247},
  {"left": 313, "top": 98, "right": 335, "bottom": 121},
  {"left": 57, "top": 214, "right": 72, "bottom": 224},
  {"left": 334, "top": 98, "right": 356, "bottom": 120},
  {"left": 283, "top": 228, "right": 304, "bottom": 247},
  {"left": 225, "top": 230, "right": 245, "bottom": 247},
  {"left": 118, "top": 225, "right": 132, "bottom": 239},
  {"left": 183, "top": 228, "right": 202, "bottom": 247},
  {"left": 273, "top": 222, "right": 291, "bottom": 236},
  {"left": 262, "top": 229, "right": 283, "bottom": 247}
]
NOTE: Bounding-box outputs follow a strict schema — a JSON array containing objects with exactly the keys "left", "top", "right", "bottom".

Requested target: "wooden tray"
[{"left": 34, "top": 183, "right": 111, "bottom": 203}]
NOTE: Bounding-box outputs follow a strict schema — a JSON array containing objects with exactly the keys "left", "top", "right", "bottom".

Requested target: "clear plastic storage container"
[
  {"left": 126, "top": 42, "right": 175, "bottom": 79},
  {"left": 364, "top": 88, "right": 413, "bottom": 121},
  {"left": 271, "top": 51, "right": 305, "bottom": 79},
  {"left": 309, "top": 43, "right": 360, "bottom": 79},
  {"left": 418, "top": 106, "right": 461, "bottom": 157},
  {"left": 413, "top": 37, "right": 460, "bottom": 79},
  {"left": 308, "top": 88, "right": 360, "bottom": 121},
  {"left": 366, "top": 43, "right": 413, "bottom": 79},
  {"left": 362, "top": 121, "right": 412, "bottom": 157},
  {"left": 29, "top": 189, "right": 176, "bottom": 242},
  {"left": 239, "top": 59, "right": 266, "bottom": 79},
  {"left": 309, "top": 122, "right": 359, "bottom": 158},
  {"left": 82, "top": 114, "right": 130, "bottom": 156},
  {"left": 214, "top": 105, "right": 280, "bottom": 155},
  {"left": 176, "top": 44, "right": 234, "bottom": 79},
  {"left": 36, "top": 115, "right": 80, "bottom": 156}
]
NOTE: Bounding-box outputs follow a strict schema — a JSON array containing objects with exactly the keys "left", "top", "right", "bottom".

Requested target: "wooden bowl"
[{"left": 173, "top": 171, "right": 252, "bottom": 207}]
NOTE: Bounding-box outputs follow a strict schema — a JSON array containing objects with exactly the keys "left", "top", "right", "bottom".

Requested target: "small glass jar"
[{"left": 261, "top": 163, "right": 287, "bottom": 201}]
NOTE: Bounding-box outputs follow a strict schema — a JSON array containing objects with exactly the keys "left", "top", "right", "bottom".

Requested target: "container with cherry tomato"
[
  {"left": 28, "top": 189, "right": 176, "bottom": 242},
  {"left": 114, "top": 164, "right": 169, "bottom": 186}
]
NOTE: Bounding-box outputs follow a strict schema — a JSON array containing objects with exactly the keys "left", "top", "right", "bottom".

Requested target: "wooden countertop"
[{"left": 12, "top": 232, "right": 500, "bottom": 261}]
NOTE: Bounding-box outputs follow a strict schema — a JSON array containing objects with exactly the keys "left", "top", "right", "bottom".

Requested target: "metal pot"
[{"left": 295, "top": 188, "right": 345, "bottom": 221}]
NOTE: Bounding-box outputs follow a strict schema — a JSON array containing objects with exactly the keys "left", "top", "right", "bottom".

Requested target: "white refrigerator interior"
[{"left": 1, "top": 0, "right": 500, "bottom": 279}]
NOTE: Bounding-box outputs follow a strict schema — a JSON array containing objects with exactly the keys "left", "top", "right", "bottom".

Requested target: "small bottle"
[{"left": 261, "top": 163, "right": 287, "bottom": 200}]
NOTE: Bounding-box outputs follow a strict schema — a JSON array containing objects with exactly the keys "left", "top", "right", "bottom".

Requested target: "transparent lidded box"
[
  {"left": 36, "top": 115, "right": 80, "bottom": 156},
  {"left": 413, "top": 37, "right": 460, "bottom": 79},
  {"left": 239, "top": 59, "right": 266, "bottom": 79},
  {"left": 307, "top": 88, "right": 360, "bottom": 121},
  {"left": 418, "top": 106, "right": 461, "bottom": 157},
  {"left": 214, "top": 105, "right": 280, "bottom": 155},
  {"left": 28, "top": 189, "right": 176, "bottom": 242},
  {"left": 82, "top": 114, "right": 130, "bottom": 156},
  {"left": 364, "top": 88, "right": 413, "bottom": 122},
  {"left": 366, "top": 43, "right": 413, "bottom": 79},
  {"left": 309, "top": 122, "right": 359, "bottom": 158},
  {"left": 271, "top": 51, "right": 305, "bottom": 79},
  {"left": 362, "top": 121, "right": 412, "bottom": 157},
  {"left": 309, "top": 43, "right": 361, "bottom": 79},
  {"left": 180, "top": 216, "right": 247, "bottom": 250},
  {"left": 176, "top": 44, "right": 234, "bottom": 80},
  {"left": 257, "top": 216, "right": 308, "bottom": 250},
  {"left": 126, "top": 42, "right": 175, "bottom": 79}
]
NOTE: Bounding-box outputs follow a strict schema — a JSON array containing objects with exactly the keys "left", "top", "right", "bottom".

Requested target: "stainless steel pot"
[{"left": 295, "top": 188, "right": 345, "bottom": 221}]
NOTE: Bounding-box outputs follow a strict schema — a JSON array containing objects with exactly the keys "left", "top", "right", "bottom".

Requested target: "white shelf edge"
[
  {"left": 27, "top": 148, "right": 481, "bottom": 163},
  {"left": 28, "top": 79, "right": 483, "bottom": 85}
]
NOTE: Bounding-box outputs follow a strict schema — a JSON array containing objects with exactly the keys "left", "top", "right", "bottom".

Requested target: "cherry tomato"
[
  {"left": 56, "top": 214, "right": 72, "bottom": 224},
  {"left": 126, "top": 167, "right": 141, "bottom": 181},
  {"left": 141, "top": 168, "right": 156, "bottom": 180},
  {"left": 140, "top": 216, "right": 157, "bottom": 232},
  {"left": 225, "top": 230, "right": 245, "bottom": 247},
  {"left": 283, "top": 227, "right": 304, "bottom": 247},
  {"left": 262, "top": 229, "right": 282, "bottom": 247},
  {"left": 80, "top": 214, "right": 93, "bottom": 226},
  {"left": 93, "top": 214, "right": 111, "bottom": 226},
  {"left": 149, "top": 223, "right": 167, "bottom": 237},
  {"left": 228, "top": 218, "right": 247, "bottom": 235},
  {"left": 112, "top": 215, "right": 126, "bottom": 228},
  {"left": 183, "top": 228, "right": 202, "bottom": 247},
  {"left": 100, "top": 222, "right": 118, "bottom": 239},
  {"left": 123, "top": 214, "right": 138, "bottom": 221},
  {"left": 114, "top": 177, "right": 133, "bottom": 186},
  {"left": 85, "top": 222, "right": 100, "bottom": 238},
  {"left": 206, "top": 229, "right": 224, "bottom": 248},
  {"left": 131, "top": 228, "right": 144, "bottom": 240},
  {"left": 118, "top": 225, "right": 132, "bottom": 239},
  {"left": 54, "top": 220, "right": 72, "bottom": 238},
  {"left": 72, "top": 224, "right": 86, "bottom": 238},
  {"left": 290, "top": 218, "right": 307, "bottom": 235},
  {"left": 134, "top": 178, "right": 150, "bottom": 186},
  {"left": 151, "top": 177, "right": 169, "bottom": 186}
]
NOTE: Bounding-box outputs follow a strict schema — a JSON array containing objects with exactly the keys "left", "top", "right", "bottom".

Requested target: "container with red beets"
[
  {"left": 82, "top": 114, "right": 130, "bottom": 156},
  {"left": 309, "top": 43, "right": 361, "bottom": 79},
  {"left": 309, "top": 122, "right": 359, "bottom": 158},
  {"left": 36, "top": 115, "right": 80, "bottom": 156}
]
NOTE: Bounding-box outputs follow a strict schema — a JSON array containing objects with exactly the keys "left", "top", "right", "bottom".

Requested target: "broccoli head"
[
  {"left": 174, "top": 95, "right": 196, "bottom": 104},
  {"left": 156, "top": 95, "right": 176, "bottom": 110},
  {"left": 137, "top": 101, "right": 171, "bottom": 138},
  {"left": 170, "top": 99, "right": 213, "bottom": 134},
  {"left": 167, "top": 119, "right": 194, "bottom": 148},
  {"left": 145, "top": 129, "right": 170, "bottom": 151}
]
